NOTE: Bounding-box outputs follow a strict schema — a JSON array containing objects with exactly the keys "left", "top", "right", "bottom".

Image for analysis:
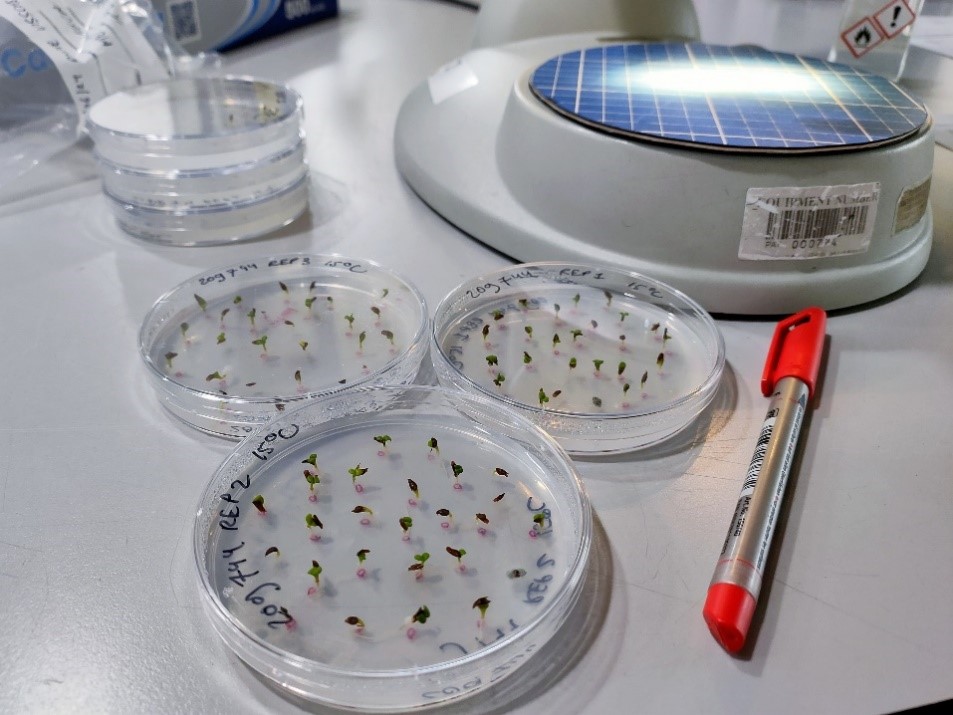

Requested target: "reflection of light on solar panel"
[{"left": 629, "top": 65, "right": 816, "bottom": 96}]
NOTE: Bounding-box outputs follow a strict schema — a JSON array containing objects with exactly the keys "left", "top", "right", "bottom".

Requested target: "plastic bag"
[{"left": 0, "top": 0, "right": 191, "bottom": 189}]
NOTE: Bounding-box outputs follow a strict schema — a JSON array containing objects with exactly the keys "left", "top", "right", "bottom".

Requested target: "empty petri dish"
[
  {"left": 98, "top": 138, "right": 308, "bottom": 211},
  {"left": 87, "top": 76, "right": 304, "bottom": 172},
  {"left": 193, "top": 384, "right": 591, "bottom": 711},
  {"left": 431, "top": 263, "right": 725, "bottom": 455},
  {"left": 104, "top": 173, "right": 310, "bottom": 246},
  {"left": 140, "top": 255, "right": 429, "bottom": 438}
]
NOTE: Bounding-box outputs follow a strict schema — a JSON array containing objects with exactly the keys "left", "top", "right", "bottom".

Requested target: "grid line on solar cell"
[{"left": 529, "top": 42, "right": 928, "bottom": 152}]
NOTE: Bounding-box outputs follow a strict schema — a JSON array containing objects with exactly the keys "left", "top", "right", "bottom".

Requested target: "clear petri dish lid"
[
  {"left": 140, "top": 255, "right": 429, "bottom": 438},
  {"left": 105, "top": 173, "right": 310, "bottom": 246},
  {"left": 193, "top": 384, "right": 591, "bottom": 711},
  {"left": 431, "top": 262, "right": 725, "bottom": 455},
  {"left": 86, "top": 76, "right": 304, "bottom": 172}
]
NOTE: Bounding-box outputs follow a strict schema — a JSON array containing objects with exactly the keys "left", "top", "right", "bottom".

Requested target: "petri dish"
[
  {"left": 86, "top": 76, "right": 304, "bottom": 172},
  {"left": 431, "top": 262, "right": 725, "bottom": 455},
  {"left": 140, "top": 255, "right": 429, "bottom": 438},
  {"left": 97, "top": 138, "right": 308, "bottom": 211},
  {"left": 194, "top": 384, "right": 591, "bottom": 711},
  {"left": 104, "top": 173, "right": 310, "bottom": 246}
]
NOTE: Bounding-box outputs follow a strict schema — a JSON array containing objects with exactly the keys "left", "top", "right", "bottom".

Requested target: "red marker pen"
[{"left": 703, "top": 307, "right": 827, "bottom": 654}]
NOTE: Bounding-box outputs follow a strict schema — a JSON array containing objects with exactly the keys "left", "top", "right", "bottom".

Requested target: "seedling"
[
  {"left": 220, "top": 308, "right": 230, "bottom": 321},
  {"left": 180, "top": 322, "right": 189, "bottom": 338},
  {"left": 494, "top": 467, "right": 509, "bottom": 477},
  {"left": 381, "top": 288, "right": 389, "bottom": 298},
  {"left": 348, "top": 464, "right": 368, "bottom": 490},
  {"left": 591, "top": 320, "right": 598, "bottom": 329},
  {"left": 570, "top": 329, "right": 582, "bottom": 342},
  {"left": 493, "top": 372, "right": 505, "bottom": 387},
  {"left": 251, "top": 335, "right": 268, "bottom": 353},
  {"left": 373, "top": 434, "right": 392, "bottom": 450},
  {"left": 399, "top": 516, "right": 413, "bottom": 533},
  {"left": 508, "top": 569, "right": 526, "bottom": 579},
  {"left": 194, "top": 294, "right": 208, "bottom": 311},
  {"left": 481, "top": 324, "right": 490, "bottom": 341},
  {"left": 303, "top": 469, "right": 320, "bottom": 491},
  {"left": 641, "top": 370, "right": 649, "bottom": 389},
  {"left": 569, "top": 357, "right": 577, "bottom": 370},
  {"left": 304, "top": 296, "right": 317, "bottom": 310},
  {"left": 344, "top": 313, "right": 355, "bottom": 328},
  {"left": 623, "top": 382, "right": 631, "bottom": 396},
  {"left": 446, "top": 546, "right": 467, "bottom": 569},
  {"left": 358, "top": 331, "right": 367, "bottom": 350},
  {"left": 356, "top": 549, "right": 370, "bottom": 578},
  {"left": 491, "top": 309, "right": 504, "bottom": 321},
  {"left": 656, "top": 352, "right": 665, "bottom": 369},
  {"left": 552, "top": 389, "right": 562, "bottom": 398},
  {"left": 532, "top": 512, "right": 546, "bottom": 531},
  {"left": 572, "top": 293, "right": 580, "bottom": 307},
  {"left": 308, "top": 560, "right": 322, "bottom": 585},
  {"left": 472, "top": 596, "right": 491, "bottom": 621},
  {"left": 618, "top": 360, "right": 627, "bottom": 376},
  {"left": 381, "top": 329, "right": 395, "bottom": 345},
  {"left": 284, "top": 320, "right": 295, "bottom": 327},
  {"left": 352, "top": 506, "right": 373, "bottom": 525},
  {"left": 485, "top": 354, "right": 498, "bottom": 367},
  {"left": 411, "top": 605, "right": 431, "bottom": 624},
  {"left": 619, "top": 311, "right": 629, "bottom": 322},
  {"left": 305, "top": 513, "right": 324, "bottom": 530},
  {"left": 493, "top": 493, "right": 505, "bottom": 502},
  {"left": 216, "top": 332, "right": 226, "bottom": 344},
  {"left": 538, "top": 388, "right": 549, "bottom": 406},
  {"left": 246, "top": 308, "right": 256, "bottom": 327},
  {"left": 233, "top": 295, "right": 242, "bottom": 305},
  {"left": 451, "top": 461, "right": 464, "bottom": 478},
  {"left": 603, "top": 290, "right": 612, "bottom": 306},
  {"left": 554, "top": 303, "right": 561, "bottom": 317},
  {"left": 436, "top": 508, "right": 452, "bottom": 529},
  {"left": 345, "top": 616, "right": 365, "bottom": 632},
  {"left": 164, "top": 352, "right": 177, "bottom": 369},
  {"left": 252, "top": 495, "right": 266, "bottom": 513},
  {"left": 475, "top": 513, "right": 489, "bottom": 525},
  {"left": 279, "top": 281, "right": 289, "bottom": 294},
  {"left": 663, "top": 327, "right": 671, "bottom": 343},
  {"left": 650, "top": 322, "right": 660, "bottom": 332},
  {"left": 371, "top": 306, "right": 381, "bottom": 319},
  {"left": 299, "top": 340, "right": 309, "bottom": 351},
  {"left": 294, "top": 370, "right": 302, "bottom": 384},
  {"left": 592, "top": 396, "right": 603, "bottom": 407},
  {"left": 408, "top": 479, "right": 420, "bottom": 499},
  {"left": 593, "top": 359, "right": 604, "bottom": 373},
  {"left": 427, "top": 437, "right": 439, "bottom": 455},
  {"left": 302, "top": 453, "right": 318, "bottom": 467},
  {"left": 265, "top": 546, "right": 280, "bottom": 558},
  {"left": 309, "top": 281, "right": 317, "bottom": 293},
  {"left": 206, "top": 371, "right": 225, "bottom": 382},
  {"left": 326, "top": 296, "right": 334, "bottom": 306},
  {"left": 523, "top": 351, "right": 532, "bottom": 365},
  {"left": 408, "top": 552, "right": 430, "bottom": 577},
  {"left": 524, "top": 325, "right": 533, "bottom": 338},
  {"left": 518, "top": 298, "right": 529, "bottom": 310},
  {"left": 552, "top": 333, "right": 561, "bottom": 349}
]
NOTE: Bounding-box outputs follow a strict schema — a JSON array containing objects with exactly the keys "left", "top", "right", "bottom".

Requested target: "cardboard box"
[{"left": 155, "top": 0, "right": 338, "bottom": 52}]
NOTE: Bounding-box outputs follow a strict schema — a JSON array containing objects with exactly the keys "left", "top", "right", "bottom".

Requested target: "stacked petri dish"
[{"left": 87, "top": 76, "right": 309, "bottom": 246}]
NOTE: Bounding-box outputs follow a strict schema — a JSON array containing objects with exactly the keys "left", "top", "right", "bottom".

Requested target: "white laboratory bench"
[{"left": 0, "top": 1, "right": 950, "bottom": 713}]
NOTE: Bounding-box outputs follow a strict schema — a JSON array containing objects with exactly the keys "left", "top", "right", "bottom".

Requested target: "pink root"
[
  {"left": 441, "top": 522, "right": 450, "bottom": 530},
  {"left": 452, "top": 483, "right": 463, "bottom": 491},
  {"left": 402, "top": 533, "right": 410, "bottom": 541},
  {"left": 426, "top": 454, "right": 436, "bottom": 462},
  {"left": 309, "top": 533, "right": 321, "bottom": 542},
  {"left": 355, "top": 484, "right": 364, "bottom": 493},
  {"left": 406, "top": 627, "right": 417, "bottom": 640},
  {"left": 457, "top": 564, "right": 467, "bottom": 573},
  {"left": 307, "top": 586, "right": 318, "bottom": 596},
  {"left": 415, "top": 571, "right": 423, "bottom": 581},
  {"left": 360, "top": 518, "right": 371, "bottom": 526},
  {"left": 357, "top": 568, "right": 366, "bottom": 579},
  {"left": 528, "top": 530, "right": 538, "bottom": 538},
  {"left": 477, "top": 527, "right": 487, "bottom": 537},
  {"left": 377, "top": 450, "right": 386, "bottom": 457},
  {"left": 407, "top": 498, "right": 417, "bottom": 507},
  {"left": 308, "top": 493, "right": 318, "bottom": 502}
]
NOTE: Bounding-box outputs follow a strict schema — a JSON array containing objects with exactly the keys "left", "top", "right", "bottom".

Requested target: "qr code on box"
[{"left": 167, "top": 0, "right": 202, "bottom": 43}]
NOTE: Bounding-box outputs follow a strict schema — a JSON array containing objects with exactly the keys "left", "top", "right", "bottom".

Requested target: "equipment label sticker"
[
  {"left": 739, "top": 182, "right": 880, "bottom": 260},
  {"left": 894, "top": 175, "right": 931, "bottom": 234}
]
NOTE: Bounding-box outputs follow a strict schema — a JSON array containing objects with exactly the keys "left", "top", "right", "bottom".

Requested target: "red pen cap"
[{"left": 760, "top": 307, "right": 827, "bottom": 398}]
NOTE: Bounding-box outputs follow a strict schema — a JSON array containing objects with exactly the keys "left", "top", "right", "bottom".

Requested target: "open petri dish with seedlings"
[
  {"left": 139, "top": 255, "right": 428, "bottom": 439},
  {"left": 194, "top": 384, "right": 591, "bottom": 711},
  {"left": 431, "top": 263, "right": 725, "bottom": 455}
]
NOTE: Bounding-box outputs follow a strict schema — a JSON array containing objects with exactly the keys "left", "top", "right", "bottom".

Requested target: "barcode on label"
[
  {"left": 741, "top": 420, "right": 774, "bottom": 494},
  {"left": 168, "top": 0, "right": 201, "bottom": 43},
  {"left": 766, "top": 205, "right": 870, "bottom": 242}
]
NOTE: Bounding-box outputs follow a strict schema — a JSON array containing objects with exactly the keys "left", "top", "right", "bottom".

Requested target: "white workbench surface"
[{"left": 1, "top": 1, "right": 951, "bottom": 713}]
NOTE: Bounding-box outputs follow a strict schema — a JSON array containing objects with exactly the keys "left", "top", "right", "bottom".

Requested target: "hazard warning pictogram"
[
  {"left": 873, "top": 0, "right": 917, "bottom": 39},
  {"left": 841, "top": 17, "right": 886, "bottom": 57}
]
